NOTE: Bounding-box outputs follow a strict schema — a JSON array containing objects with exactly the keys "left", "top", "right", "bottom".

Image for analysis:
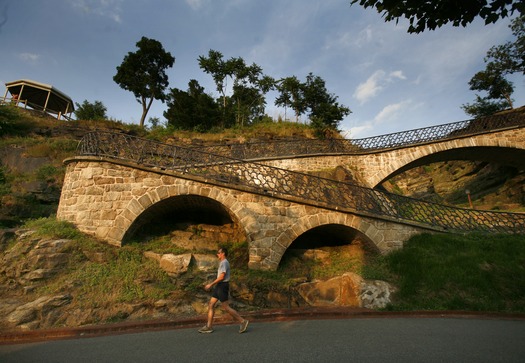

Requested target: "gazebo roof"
[{"left": 5, "top": 79, "right": 74, "bottom": 115}]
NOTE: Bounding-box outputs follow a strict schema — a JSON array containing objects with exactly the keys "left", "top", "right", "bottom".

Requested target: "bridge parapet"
[
  {"left": 75, "top": 131, "right": 525, "bottom": 235},
  {"left": 193, "top": 109, "right": 525, "bottom": 159}
]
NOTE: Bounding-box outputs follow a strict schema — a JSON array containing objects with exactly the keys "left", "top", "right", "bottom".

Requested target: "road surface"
[{"left": 1, "top": 316, "right": 525, "bottom": 362}]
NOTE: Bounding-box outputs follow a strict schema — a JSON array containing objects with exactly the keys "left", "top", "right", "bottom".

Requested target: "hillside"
[{"left": 1, "top": 106, "right": 524, "bottom": 332}]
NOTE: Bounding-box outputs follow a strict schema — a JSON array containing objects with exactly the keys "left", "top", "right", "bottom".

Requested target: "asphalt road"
[{"left": 1, "top": 316, "right": 525, "bottom": 363}]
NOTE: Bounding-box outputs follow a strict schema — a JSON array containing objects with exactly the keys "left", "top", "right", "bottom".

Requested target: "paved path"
[{"left": 1, "top": 315, "right": 525, "bottom": 362}]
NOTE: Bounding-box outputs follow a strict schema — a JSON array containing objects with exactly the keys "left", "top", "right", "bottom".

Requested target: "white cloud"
[
  {"left": 353, "top": 70, "right": 406, "bottom": 104},
  {"left": 185, "top": 0, "right": 204, "bottom": 10},
  {"left": 374, "top": 101, "right": 411, "bottom": 123},
  {"left": 324, "top": 31, "right": 355, "bottom": 50},
  {"left": 348, "top": 123, "right": 373, "bottom": 139},
  {"left": 353, "top": 70, "right": 385, "bottom": 104},
  {"left": 18, "top": 53, "right": 40, "bottom": 64},
  {"left": 389, "top": 70, "right": 406, "bottom": 81},
  {"left": 355, "top": 25, "right": 373, "bottom": 47},
  {"left": 69, "top": 0, "right": 123, "bottom": 23}
]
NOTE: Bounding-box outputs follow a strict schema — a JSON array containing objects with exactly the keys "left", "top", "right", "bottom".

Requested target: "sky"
[{"left": 1, "top": 0, "right": 523, "bottom": 138}]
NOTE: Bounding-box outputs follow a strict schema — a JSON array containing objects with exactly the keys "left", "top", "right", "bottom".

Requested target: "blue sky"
[{"left": 1, "top": 0, "right": 523, "bottom": 138}]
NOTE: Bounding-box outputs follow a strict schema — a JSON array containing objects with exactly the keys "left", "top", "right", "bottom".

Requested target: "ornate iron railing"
[
  {"left": 76, "top": 131, "right": 525, "bottom": 234},
  {"left": 193, "top": 110, "right": 525, "bottom": 159}
]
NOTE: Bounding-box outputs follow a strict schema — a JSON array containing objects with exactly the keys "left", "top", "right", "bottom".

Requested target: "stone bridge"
[
  {"left": 260, "top": 126, "right": 525, "bottom": 187},
  {"left": 57, "top": 158, "right": 429, "bottom": 270},
  {"left": 194, "top": 110, "right": 525, "bottom": 188},
  {"left": 57, "top": 111, "right": 525, "bottom": 270}
]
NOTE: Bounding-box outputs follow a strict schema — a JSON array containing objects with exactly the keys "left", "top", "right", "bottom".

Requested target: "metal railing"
[
  {"left": 76, "top": 131, "right": 525, "bottom": 234},
  {"left": 192, "top": 111, "right": 525, "bottom": 159}
]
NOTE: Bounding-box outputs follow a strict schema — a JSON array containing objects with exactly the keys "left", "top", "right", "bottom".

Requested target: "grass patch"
[
  {"left": 30, "top": 218, "right": 173, "bottom": 307},
  {"left": 71, "top": 247, "right": 172, "bottom": 305},
  {"left": 368, "top": 233, "right": 525, "bottom": 313},
  {"left": 26, "top": 138, "right": 78, "bottom": 159},
  {"left": 23, "top": 217, "right": 86, "bottom": 240}
]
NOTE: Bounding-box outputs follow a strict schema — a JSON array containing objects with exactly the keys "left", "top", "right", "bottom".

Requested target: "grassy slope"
[{"left": 14, "top": 218, "right": 525, "bottom": 316}]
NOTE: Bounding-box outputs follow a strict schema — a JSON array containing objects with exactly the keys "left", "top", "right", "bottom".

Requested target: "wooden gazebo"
[{"left": 3, "top": 79, "right": 75, "bottom": 120}]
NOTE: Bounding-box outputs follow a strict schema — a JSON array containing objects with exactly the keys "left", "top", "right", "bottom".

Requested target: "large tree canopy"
[
  {"left": 114, "top": 37, "right": 175, "bottom": 127},
  {"left": 198, "top": 49, "right": 274, "bottom": 126},
  {"left": 274, "top": 73, "right": 350, "bottom": 134},
  {"left": 164, "top": 79, "right": 220, "bottom": 131},
  {"left": 350, "top": 0, "right": 524, "bottom": 33},
  {"left": 275, "top": 76, "right": 305, "bottom": 122},
  {"left": 74, "top": 100, "right": 107, "bottom": 121},
  {"left": 462, "top": 15, "right": 524, "bottom": 117}
]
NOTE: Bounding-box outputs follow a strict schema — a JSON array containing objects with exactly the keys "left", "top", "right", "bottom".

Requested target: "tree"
[
  {"left": 198, "top": 49, "right": 274, "bottom": 126},
  {"left": 462, "top": 94, "right": 511, "bottom": 118},
  {"left": 74, "top": 100, "right": 107, "bottom": 121},
  {"left": 198, "top": 50, "right": 231, "bottom": 113},
  {"left": 114, "top": 37, "right": 175, "bottom": 128},
  {"left": 232, "top": 74, "right": 275, "bottom": 126},
  {"left": 350, "top": 0, "right": 524, "bottom": 33},
  {"left": 303, "top": 73, "right": 351, "bottom": 132},
  {"left": 164, "top": 79, "right": 220, "bottom": 131},
  {"left": 485, "top": 15, "right": 525, "bottom": 76},
  {"left": 275, "top": 76, "right": 306, "bottom": 122},
  {"left": 462, "top": 15, "right": 523, "bottom": 117}
]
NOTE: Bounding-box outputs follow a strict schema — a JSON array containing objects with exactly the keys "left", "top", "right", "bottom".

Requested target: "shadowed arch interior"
[
  {"left": 376, "top": 146, "right": 525, "bottom": 186},
  {"left": 122, "top": 194, "right": 234, "bottom": 243},
  {"left": 278, "top": 223, "right": 379, "bottom": 270},
  {"left": 290, "top": 224, "right": 363, "bottom": 249}
]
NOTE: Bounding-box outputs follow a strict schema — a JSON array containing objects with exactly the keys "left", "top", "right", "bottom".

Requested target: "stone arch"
[
  {"left": 370, "top": 144, "right": 525, "bottom": 188},
  {"left": 269, "top": 211, "right": 381, "bottom": 270},
  {"left": 115, "top": 183, "right": 251, "bottom": 247}
]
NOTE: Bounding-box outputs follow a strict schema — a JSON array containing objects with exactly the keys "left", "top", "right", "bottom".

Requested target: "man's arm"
[{"left": 204, "top": 272, "right": 225, "bottom": 291}]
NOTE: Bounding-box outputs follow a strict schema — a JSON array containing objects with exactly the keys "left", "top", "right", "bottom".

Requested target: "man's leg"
[
  {"left": 220, "top": 300, "right": 243, "bottom": 323},
  {"left": 221, "top": 301, "right": 249, "bottom": 333},
  {"left": 207, "top": 297, "right": 219, "bottom": 328}
]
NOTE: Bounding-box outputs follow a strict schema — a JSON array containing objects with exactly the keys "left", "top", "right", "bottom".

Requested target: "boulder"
[
  {"left": 296, "top": 272, "right": 363, "bottom": 307},
  {"left": 144, "top": 251, "right": 162, "bottom": 262},
  {"left": 6, "top": 294, "right": 71, "bottom": 327},
  {"left": 192, "top": 254, "right": 217, "bottom": 271},
  {"left": 159, "top": 253, "right": 192, "bottom": 275},
  {"left": 360, "top": 280, "right": 397, "bottom": 309}
]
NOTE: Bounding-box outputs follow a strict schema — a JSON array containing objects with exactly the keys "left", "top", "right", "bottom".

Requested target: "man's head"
[{"left": 217, "top": 247, "right": 228, "bottom": 258}]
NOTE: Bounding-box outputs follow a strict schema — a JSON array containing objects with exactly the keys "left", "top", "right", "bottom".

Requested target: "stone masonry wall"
[{"left": 57, "top": 158, "right": 426, "bottom": 270}]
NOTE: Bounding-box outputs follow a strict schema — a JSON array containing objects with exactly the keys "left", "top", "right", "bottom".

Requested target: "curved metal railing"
[
  {"left": 76, "top": 131, "right": 525, "bottom": 234},
  {"left": 192, "top": 110, "right": 525, "bottom": 159}
]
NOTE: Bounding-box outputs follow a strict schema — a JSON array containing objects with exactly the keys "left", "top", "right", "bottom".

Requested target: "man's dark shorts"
[{"left": 212, "top": 281, "right": 230, "bottom": 302}]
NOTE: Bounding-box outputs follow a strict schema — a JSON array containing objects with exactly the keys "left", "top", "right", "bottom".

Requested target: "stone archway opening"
[
  {"left": 121, "top": 195, "right": 246, "bottom": 250},
  {"left": 277, "top": 224, "right": 379, "bottom": 276}
]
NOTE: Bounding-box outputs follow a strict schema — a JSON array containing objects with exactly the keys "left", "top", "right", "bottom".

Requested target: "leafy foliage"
[
  {"left": 350, "top": 0, "right": 524, "bottom": 33},
  {"left": 274, "top": 73, "right": 350, "bottom": 134},
  {"left": 114, "top": 37, "right": 175, "bottom": 128},
  {"left": 164, "top": 79, "right": 221, "bottom": 131},
  {"left": 462, "top": 15, "right": 524, "bottom": 117},
  {"left": 74, "top": 100, "right": 108, "bottom": 121},
  {"left": 0, "top": 104, "right": 25, "bottom": 136},
  {"left": 198, "top": 49, "right": 275, "bottom": 127},
  {"left": 275, "top": 76, "right": 305, "bottom": 122},
  {"left": 486, "top": 15, "right": 525, "bottom": 76}
]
